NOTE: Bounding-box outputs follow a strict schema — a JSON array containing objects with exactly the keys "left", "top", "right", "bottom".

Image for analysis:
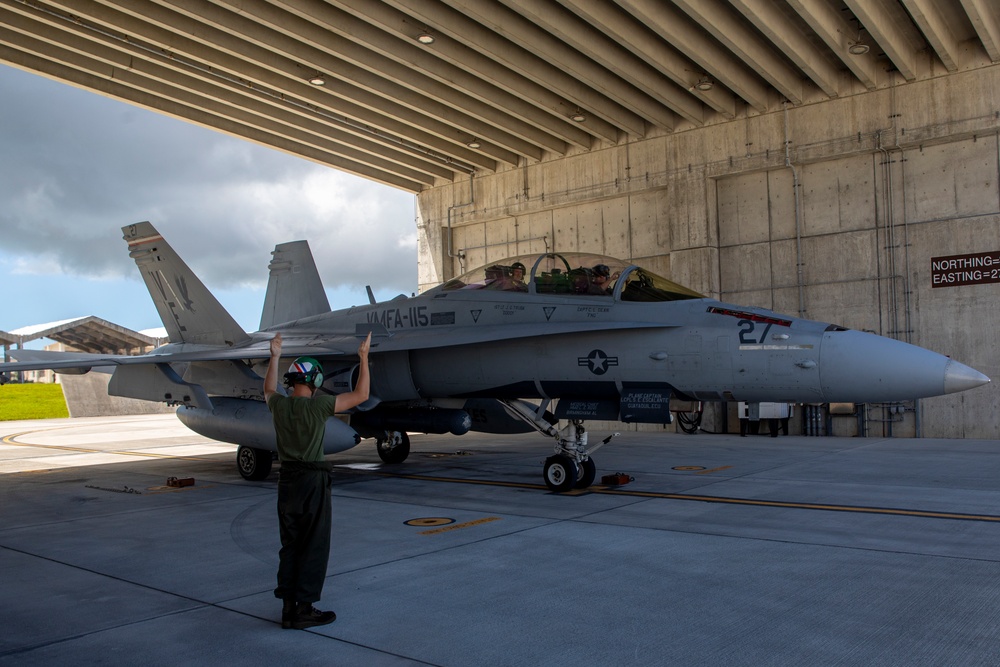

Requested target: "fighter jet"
[{"left": 1, "top": 222, "right": 989, "bottom": 491}]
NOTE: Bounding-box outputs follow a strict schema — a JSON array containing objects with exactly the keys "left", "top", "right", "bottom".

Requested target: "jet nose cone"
[
  {"left": 943, "top": 359, "right": 991, "bottom": 394},
  {"left": 819, "top": 330, "right": 990, "bottom": 402}
]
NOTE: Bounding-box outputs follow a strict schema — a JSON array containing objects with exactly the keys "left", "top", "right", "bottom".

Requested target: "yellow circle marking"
[
  {"left": 405, "top": 517, "right": 454, "bottom": 527},
  {"left": 673, "top": 466, "right": 706, "bottom": 471}
]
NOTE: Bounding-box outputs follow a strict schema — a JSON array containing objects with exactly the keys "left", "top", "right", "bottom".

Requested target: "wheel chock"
[
  {"left": 601, "top": 472, "right": 633, "bottom": 486},
  {"left": 166, "top": 477, "right": 195, "bottom": 488}
]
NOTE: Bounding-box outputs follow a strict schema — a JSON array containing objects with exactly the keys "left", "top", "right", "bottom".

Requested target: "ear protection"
[{"left": 284, "top": 356, "right": 324, "bottom": 389}]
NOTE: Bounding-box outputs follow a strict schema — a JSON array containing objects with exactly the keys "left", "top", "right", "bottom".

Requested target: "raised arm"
[
  {"left": 334, "top": 332, "right": 371, "bottom": 412},
  {"left": 263, "top": 333, "right": 282, "bottom": 401}
]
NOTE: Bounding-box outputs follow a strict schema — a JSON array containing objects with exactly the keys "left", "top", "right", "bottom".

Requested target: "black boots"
[{"left": 282, "top": 600, "right": 336, "bottom": 629}]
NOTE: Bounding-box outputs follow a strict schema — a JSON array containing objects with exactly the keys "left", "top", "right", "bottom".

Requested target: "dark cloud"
[{"left": 0, "top": 65, "right": 417, "bottom": 293}]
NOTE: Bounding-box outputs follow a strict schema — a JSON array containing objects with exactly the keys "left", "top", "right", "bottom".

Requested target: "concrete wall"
[
  {"left": 416, "top": 64, "right": 1000, "bottom": 440},
  {"left": 59, "top": 373, "right": 174, "bottom": 418}
]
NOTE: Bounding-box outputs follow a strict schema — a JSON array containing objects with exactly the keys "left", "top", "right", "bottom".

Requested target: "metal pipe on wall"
[{"left": 783, "top": 102, "right": 806, "bottom": 318}]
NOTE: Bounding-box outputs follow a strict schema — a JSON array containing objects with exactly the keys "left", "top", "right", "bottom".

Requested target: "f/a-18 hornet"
[{"left": 2, "top": 222, "right": 990, "bottom": 491}]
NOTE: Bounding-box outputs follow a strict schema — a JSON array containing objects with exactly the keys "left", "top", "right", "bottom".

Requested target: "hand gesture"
[
  {"left": 358, "top": 332, "right": 372, "bottom": 360},
  {"left": 270, "top": 333, "right": 283, "bottom": 357}
]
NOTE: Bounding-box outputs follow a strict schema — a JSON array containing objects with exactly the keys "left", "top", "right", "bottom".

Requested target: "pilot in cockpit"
[
  {"left": 590, "top": 264, "right": 613, "bottom": 294},
  {"left": 509, "top": 262, "right": 527, "bottom": 291}
]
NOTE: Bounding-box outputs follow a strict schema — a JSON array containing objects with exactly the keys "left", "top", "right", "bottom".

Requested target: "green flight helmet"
[{"left": 283, "top": 356, "right": 325, "bottom": 389}]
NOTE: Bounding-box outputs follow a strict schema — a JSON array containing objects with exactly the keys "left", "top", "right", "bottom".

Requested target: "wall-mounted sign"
[{"left": 931, "top": 251, "right": 1000, "bottom": 288}]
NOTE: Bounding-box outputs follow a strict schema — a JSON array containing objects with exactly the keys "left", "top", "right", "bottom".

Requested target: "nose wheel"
[
  {"left": 543, "top": 455, "right": 578, "bottom": 493},
  {"left": 575, "top": 457, "right": 597, "bottom": 489},
  {"left": 542, "top": 454, "right": 598, "bottom": 492}
]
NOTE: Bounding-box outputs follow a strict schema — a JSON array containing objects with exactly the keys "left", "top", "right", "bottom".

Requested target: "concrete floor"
[{"left": 3, "top": 414, "right": 1000, "bottom": 666}]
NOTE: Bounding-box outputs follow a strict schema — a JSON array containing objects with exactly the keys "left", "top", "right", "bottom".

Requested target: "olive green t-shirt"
[{"left": 267, "top": 393, "right": 339, "bottom": 462}]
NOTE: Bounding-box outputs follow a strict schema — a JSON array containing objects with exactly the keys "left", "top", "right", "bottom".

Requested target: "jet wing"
[
  {"left": 0, "top": 341, "right": 351, "bottom": 373},
  {"left": 0, "top": 321, "right": 676, "bottom": 374},
  {"left": 1, "top": 349, "right": 120, "bottom": 374}
]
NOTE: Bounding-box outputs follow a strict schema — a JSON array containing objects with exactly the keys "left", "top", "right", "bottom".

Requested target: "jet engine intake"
[{"left": 324, "top": 365, "right": 359, "bottom": 394}]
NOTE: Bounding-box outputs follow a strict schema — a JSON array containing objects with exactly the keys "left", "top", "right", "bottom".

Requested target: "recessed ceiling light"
[
  {"left": 417, "top": 32, "right": 435, "bottom": 45},
  {"left": 467, "top": 140, "right": 481, "bottom": 149},
  {"left": 308, "top": 75, "right": 326, "bottom": 86},
  {"left": 848, "top": 42, "right": 870, "bottom": 55},
  {"left": 571, "top": 111, "right": 586, "bottom": 122},
  {"left": 695, "top": 79, "right": 714, "bottom": 92}
]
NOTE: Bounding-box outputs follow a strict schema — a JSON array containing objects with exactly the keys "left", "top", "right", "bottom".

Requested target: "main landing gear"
[
  {"left": 501, "top": 400, "right": 618, "bottom": 493},
  {"left": 375, "top": 430, "right": 411, "bottom": 464},
  {"left": 237, "top": 445, "right": 274, "bottom": 481}
]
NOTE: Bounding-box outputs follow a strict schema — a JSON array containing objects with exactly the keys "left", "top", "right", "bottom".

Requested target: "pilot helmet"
[
  {"left": 593, "top": 264, "right": 611, "bottom": 278},
  {"left": 511, "top": 262, "right": 526, "bottom": 273},
  {"left": 283, "top": 356, "right": 324, "bottom": 389}
]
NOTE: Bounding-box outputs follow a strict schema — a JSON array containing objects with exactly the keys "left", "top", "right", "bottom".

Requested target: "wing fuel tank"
[
  {"left": 352, "top": 407, "right": 472, "bottom": 437},
  {"left": 176, "top": 397, "right": 360, "bottom": 454}
]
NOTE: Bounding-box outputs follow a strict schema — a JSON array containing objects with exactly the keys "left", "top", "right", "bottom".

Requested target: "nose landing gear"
[{"left": 500, "top": 400, "right": 618, "bottom": 492}]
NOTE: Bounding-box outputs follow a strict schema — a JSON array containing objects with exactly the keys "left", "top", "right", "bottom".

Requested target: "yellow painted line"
[
  {"left": 346, "top": 468, "right": 1000, "bottom": 523},
  {"left": 2, "top": 432, "right": 211, "bottom": 462},
  {"left": 695, "top": 465, "right": 733, "bottom": 475},
  {"left": 352, "top": 469, "right": 548, "bottom": 491},
  {"left": 593, "top": 489, "right": 1000, "bottom": 523},
  {"left": 3, "top": 431, "right": 98, "bottom": 454},
  {"left": 419, "top": 517, "right": 501, "bottom": 535}
]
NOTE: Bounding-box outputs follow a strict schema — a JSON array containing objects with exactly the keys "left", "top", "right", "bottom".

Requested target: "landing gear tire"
[
  {"left": 543, "top": 454, "right": 578, "bottom": 493},
  {"left": 376, "top": 431, "right": 411, "bottom": 464},
  {"left": 237, "top": 445, "right": 273, "bottom": 481},
  {"left": 575, "top": 458, "right": 597, "bottom": 489}
]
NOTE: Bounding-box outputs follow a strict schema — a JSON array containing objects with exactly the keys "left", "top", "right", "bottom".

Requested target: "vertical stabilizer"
[
  {"left": 122, "top": 222, "right": 251, "bottom": 346},
  {"left": 259, "top": 240, "right": 331, "bottom": 329}
]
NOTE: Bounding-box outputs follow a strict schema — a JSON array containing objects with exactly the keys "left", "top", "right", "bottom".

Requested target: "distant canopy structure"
[{"left": 6, "top": 316, "right": 163, "bottom": 354}]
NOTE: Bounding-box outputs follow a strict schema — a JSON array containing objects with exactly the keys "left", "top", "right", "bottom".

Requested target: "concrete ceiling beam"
[
  {"left": 388, "top": 0, "right": 648, "bottom": 138},
  {"left": 275, "top": 0, "right": 594, "bottom": 152},
  {"left": 561, "top": 0, "right": 737, "bottom": 119},
  {"left": 670, "top": 0, "right": 807, "bottom": 106},
  {"left": 845, "top": 0, "right": 922, "bottom": 81},
  {"left": 356, "top": 0, "right": 619, "bottom": 144},
  {"left": 0, "top": 42, "right": 429, "bottom": 191},
  {"left": 448, "top": 0, "right": 678, "bottom": 133},
  {"left": 47, "top": 0, "right": 503, "bottom": 172},
  {"left": 203, "top": 0, "right": 562, "bottom": 160},
  {"left": 619, "top": 0, "right": 771, "bottom": 113},
  {"left": 1, "top": 21, "right": 446, "bottom": 186},
  {"left": 786, "top": 0, "right": 879, "bottom": 90},
  {"left": 901, "top": 0, "right": 962, "bottom": 72},
  {"left": 728, "top": 0, "right": 843, "bottom": 98},
  {"left": 961, "top": 0, "right": 1000, "bottom": 63},
  {"left": 501, "top": 0, "right": 706, "bottom": 126}
]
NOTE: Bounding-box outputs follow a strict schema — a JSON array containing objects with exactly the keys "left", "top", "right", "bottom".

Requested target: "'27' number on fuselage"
[{"left": 738, "top": 319, "right": 772, "bottom": 345}]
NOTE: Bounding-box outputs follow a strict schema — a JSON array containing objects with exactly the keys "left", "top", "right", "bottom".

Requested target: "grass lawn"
[{"left": 0, "top": 383, "right": 70, "bottom": 421}]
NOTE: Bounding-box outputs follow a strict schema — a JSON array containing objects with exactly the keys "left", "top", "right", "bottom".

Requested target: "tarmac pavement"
[{"left": 3, "top": 413, "right": 1000, "bottom": 666}]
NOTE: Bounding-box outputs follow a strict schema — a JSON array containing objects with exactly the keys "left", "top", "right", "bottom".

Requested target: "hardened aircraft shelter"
[{"left": 1, "top": 0, "right": 999, "bottom": 437}]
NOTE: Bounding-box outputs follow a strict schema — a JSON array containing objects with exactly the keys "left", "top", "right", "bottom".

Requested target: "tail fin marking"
[{"left": 123, "top": 222, "right": 250, "bottom": 347}]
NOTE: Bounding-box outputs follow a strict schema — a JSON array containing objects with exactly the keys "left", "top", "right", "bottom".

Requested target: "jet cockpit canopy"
[{"left": 429, "top": 252, "right": 704, "bottom": 302}]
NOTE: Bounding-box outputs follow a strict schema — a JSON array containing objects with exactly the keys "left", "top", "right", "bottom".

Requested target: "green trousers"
[{"left": 274, "top": 461, "right": 333, "bottom": 603}]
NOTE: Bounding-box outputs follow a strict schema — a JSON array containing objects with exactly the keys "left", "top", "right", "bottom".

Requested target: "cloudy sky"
[{"left": 0, "top": 64, "right": 418, "bottom": 340}]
